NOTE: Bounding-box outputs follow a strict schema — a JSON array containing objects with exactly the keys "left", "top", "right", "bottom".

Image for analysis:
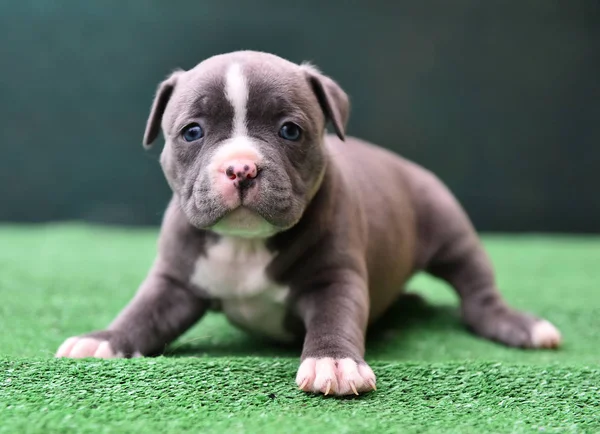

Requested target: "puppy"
[{"left": 56, "top": 51, "right": 561, "bottom": 396}]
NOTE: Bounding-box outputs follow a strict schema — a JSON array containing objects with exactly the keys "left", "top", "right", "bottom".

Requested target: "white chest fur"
[{"left": 190, "top": 237, "right": 293, "bottom": 341}]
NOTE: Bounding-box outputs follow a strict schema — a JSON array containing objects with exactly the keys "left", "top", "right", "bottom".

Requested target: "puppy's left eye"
[
  {"left": 182, "top": 123, "right": 204, "bottom": 142},
  {"left": 279, "top": 122, "right": 302, "bottom": 141}
]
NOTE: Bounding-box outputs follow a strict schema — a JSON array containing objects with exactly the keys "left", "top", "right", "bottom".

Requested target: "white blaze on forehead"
[
  {"left": 211, "top": 136, "right": 261, "bottom": 166},
  {"left": 224, "top": 63, "right": 249, "bottom": 137},
  {"left": 208, "top": 62, "right": 263, "bottom": 186}
]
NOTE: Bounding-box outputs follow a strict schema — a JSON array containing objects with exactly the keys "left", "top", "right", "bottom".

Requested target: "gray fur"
[{"left": 58, "top": 51, "right": 560, "bottom": 393}]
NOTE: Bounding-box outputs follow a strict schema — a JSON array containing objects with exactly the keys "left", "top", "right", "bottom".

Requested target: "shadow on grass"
[{"left": 166, "top": 291, "right": 464, "bottom": 359}]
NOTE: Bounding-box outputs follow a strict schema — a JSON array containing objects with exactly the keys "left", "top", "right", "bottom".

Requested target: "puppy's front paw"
[
  {"left": 55, "top": 336, "right": 117, "bottom": 358},
  {"left": 295, "top": 357, "right": 376, "bottom": 396},
  {"left": 55, "top": 331, "right": 141, "bottom": 359}
]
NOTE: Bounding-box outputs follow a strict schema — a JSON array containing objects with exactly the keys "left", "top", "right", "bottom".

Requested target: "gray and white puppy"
[{"left": 56, "top": 51, "right": 561, "bottom": 396}]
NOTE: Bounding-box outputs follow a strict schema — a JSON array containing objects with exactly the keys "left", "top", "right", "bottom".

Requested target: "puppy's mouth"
[
  {"left": 208, "top": 206, "right": 279, "bottom": 238},
  {"left": 188, "top": 168, "right": 300, "bottom": 236}
]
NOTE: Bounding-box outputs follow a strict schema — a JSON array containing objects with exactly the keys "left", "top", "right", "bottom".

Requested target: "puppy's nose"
[{"left": 223, "top": 160, "right": 259, "bottom": 189}]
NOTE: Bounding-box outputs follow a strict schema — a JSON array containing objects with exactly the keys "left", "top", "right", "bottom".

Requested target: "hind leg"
[
  {"left": 413, "top": 170, "right": 561, "bottom": 348},
  {"left": 426, "top": 235, "right": 560, "bottom": 348}
]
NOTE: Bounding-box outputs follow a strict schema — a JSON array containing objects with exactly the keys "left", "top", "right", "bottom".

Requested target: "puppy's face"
[{"left": 143, "top": 51, "right": 349, "bottom": 238}]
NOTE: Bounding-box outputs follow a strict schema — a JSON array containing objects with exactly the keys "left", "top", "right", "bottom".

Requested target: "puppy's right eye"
[{"left": 182, "top": 123, "right": 204, "bottom": 142}]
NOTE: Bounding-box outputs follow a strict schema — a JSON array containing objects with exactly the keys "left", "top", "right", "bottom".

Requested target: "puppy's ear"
[
  {"left": 143, "top": 70, "right": 184, "bottom": 148},
  {"left": 302, "top": 63, "right": 350, "bottom": 141}
]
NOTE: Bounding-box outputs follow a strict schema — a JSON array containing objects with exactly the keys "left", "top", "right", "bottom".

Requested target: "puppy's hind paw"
[
  {"left": 465, "top": 305, "right": 562, "bottom": 350},
  {"left": 530, "top": 320, "right": 561, "bottom": 349}
]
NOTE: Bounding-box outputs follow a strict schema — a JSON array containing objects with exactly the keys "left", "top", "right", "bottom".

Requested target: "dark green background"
[{"left": 2, "top": 1, "right": 599, "bottom": 232}]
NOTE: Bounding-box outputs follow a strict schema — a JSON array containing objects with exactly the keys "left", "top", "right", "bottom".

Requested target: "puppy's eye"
[
  {"left": 279, "top": 122, "right": 302, "bottom": 141},
  {"left": 182, "top": 123, "right": 204, "bottom": 142}
]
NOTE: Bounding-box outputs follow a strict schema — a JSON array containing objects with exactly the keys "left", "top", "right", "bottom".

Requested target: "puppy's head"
[{"left": 143, "top": 51, "right": 349, "bottom": 238}]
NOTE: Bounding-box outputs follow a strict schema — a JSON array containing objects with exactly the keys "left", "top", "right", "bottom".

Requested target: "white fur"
[
  {"left": 206, "top": 63, "right": 267, "bottom": 211},
  {"left": 296, "top": 357, "right": 377, "bottom": 396},
  {"left": 210, "top": 207, "right": 278, "bottom": 238},
  {"left": 190, "top": 237, "right": 292, "bottom": 341},
  {"left": 192, "top": 64, "right": 286, "bottom": 331},
  {"left": 531, "top": 320, "right": 562, "bottom": 348},
  {"left": 55, "top": 337, "right": 143, "bottom": 359},
  {"left": 225, "top": 63, "right": 249, "bottom": 137}
]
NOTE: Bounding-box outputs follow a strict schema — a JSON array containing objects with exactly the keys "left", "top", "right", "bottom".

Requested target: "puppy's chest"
[{"left": 190, "top": 238, "right": 292, "bottom": 341}]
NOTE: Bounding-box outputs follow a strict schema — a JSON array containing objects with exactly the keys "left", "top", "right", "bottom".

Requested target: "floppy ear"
[
  {"left": 302, "top": 63, "right": 350, "bottom": 141},
  {"left": 142, "top": 70, "right": 184, "bottom": 148}
]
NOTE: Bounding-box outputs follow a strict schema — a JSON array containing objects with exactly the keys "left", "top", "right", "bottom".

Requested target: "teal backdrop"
[{"left": 1, "top": 1, "right": 599, "bottom": 232}]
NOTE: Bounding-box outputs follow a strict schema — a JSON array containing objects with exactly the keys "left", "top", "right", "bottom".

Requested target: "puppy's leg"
[
  {"left": 427, "top": 235, "right": 561, "bottom": 348},
  {"left": 55, "top": 270, "right": 208, "bottom": 358},
  {"left": 414, "top": 171, "right": 561, "bottom": 349},
  {"left": 293, "top": 272, "right": 376, "bottom": 396},
  {"left": 55, "top": 199, "right": 212, "bottom": 358}
]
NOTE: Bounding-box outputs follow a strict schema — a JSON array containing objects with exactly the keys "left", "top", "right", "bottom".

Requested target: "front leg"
[
  {"left": 293, "top": 273, "right": 376, "bottom": 396},
  {"left": 55, "top": 270, "right": 208, "bottom": 358}
]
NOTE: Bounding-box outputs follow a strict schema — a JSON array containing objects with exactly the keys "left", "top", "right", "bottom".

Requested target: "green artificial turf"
[{"left": 0, "top": 224, "right": 599, "bottom": 433}]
